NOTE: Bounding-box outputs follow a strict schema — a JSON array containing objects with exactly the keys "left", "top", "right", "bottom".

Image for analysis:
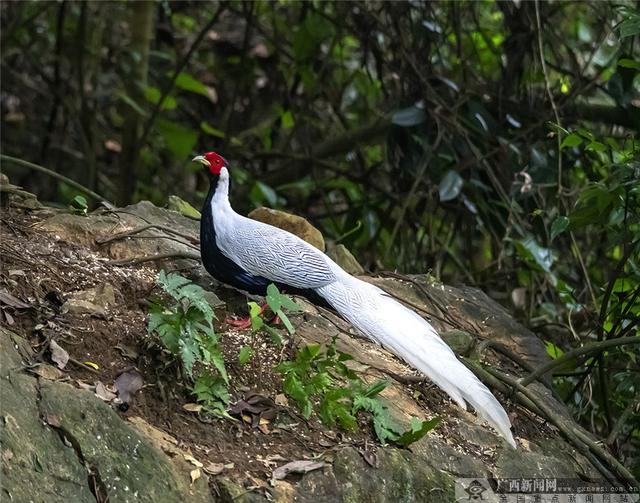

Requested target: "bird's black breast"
[
  {"left": 200, "top": 190, "right": 271, "bottom": 295},
  {"left": 199, "top": 187, "right": 331, "bottom": 308}
]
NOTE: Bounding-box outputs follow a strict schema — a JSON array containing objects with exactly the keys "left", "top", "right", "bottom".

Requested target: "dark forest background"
[{"left": 1, "top": 1, "right": 638, "bottom": 474}]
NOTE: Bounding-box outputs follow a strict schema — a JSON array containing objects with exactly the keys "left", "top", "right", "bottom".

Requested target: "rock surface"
[
  {"left": 248, "top": 207, "right": 325, "bottom": 251},
  {"left": 1, "top": 327, "right": 213, "bottom": 502},
  {"left": 326, "top": 243, "right": 365, "bottom": 274},
  {"left": 0, "top": 190, "right": 623, "bottom": 501}
]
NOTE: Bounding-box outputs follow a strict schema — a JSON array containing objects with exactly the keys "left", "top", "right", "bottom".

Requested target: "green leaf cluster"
[
  {"left": 148, "top": 271, "right": 230, "bottom": 416},
  {"left": 277, "top": 337, "right": 439, "bottom": 446}
]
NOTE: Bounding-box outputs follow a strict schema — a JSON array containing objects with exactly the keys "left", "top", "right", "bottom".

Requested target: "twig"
[
  {"left": 0, "top": 154, "right": 113, "bottom": 206},
  {"left": 68, "top": 357, "right": 101, "bottom": 375},
  {"left": 519, "top": 336, "right": 640, "bottom": 387},
  {"left": 110, "top": 251, "right": 201, "bottom": 266},
  {"left": 475, "top": 339, "right": 536, "bottom": 375},
  {"left": 534, "top": 0, "right": 563, "bottom": 198},
  {"left": 597, "top": 239, "right": 640, "bottom": 341},
  {"left": 96, "top": 224, "right": 199, "bottom": 248},
  {"left": 385, "top": 127, "right": 444, "bottom": 261},
  {"left": 606, "top": 397, "right": 640, "bottom": 446},
  {"left": 480, "top": 363, "right": 636, "bottom": 487}
]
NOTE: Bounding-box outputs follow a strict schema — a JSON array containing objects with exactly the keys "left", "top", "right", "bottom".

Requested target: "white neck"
[{"left": 212, "top": 167, "right": 231, "bottom": 210}]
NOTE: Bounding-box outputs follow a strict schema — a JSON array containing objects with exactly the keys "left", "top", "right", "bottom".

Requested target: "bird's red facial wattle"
[{"left": 192, "top": 151, "right": 227, "bottom": 175}]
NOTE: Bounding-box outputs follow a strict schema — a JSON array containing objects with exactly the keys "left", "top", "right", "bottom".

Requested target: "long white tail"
[{"left": 315, "top": 274, "right": 516, "bottom": 448}]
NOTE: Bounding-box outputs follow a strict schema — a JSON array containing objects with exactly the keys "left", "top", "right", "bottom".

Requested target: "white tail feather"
[{"left": 315, "top": 275, "right": 516, "bottom": 448}]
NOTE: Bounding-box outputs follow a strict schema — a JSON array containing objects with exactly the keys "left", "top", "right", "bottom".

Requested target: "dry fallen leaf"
[
  {"left": 257, "top": 454, "right": 285, "bottom": 468},
  {"left": 2, "top": 309, "right": 14, "bottom": 325},
  {"left": 115, "top": 343, "right": 139, "bottom": 360},
  {"left": 95, "top": 381, "right": 117, "bottom": 402},
  {"left": 184, "top": 454, "right": 203, "bottom": 468},
  {"left": 127, "top": 416, "right": 180, "bottom": 457},
  {"left": 183, "top": 403, "right": 203, "bottom": 413},
  {"left": 28, "top": 364, "right": 64, "bottom": 381},
  {"left": 272, "top": 460, "right": 326, "bottom": 481},
  {"left": 203, "top": 462, "right": 224, "bottom": 475},
  {"left": 0, "top": 288, "right": 31, "bottom": 309},
  {"left": 76, "top": 380, "right": 94, "bottom": 391},
  {"left": 49, "top": 340, "right": 69, "bottom": 370},
  {"left": 45, "top": 414, "right": 61, "bottom": 428}
]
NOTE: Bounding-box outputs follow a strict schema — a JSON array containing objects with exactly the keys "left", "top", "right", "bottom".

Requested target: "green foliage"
[
  {"left": 277, "top": 337, "right": 439, "bottom": 446},
  {"left": 265, "top": 283, "right": 302, "bottom": 334},
  {"left": 238, "top": 346, "right": 253, "bottom": 365},
  {"left": 68, "top": 195, "right": 88, "bottom": 215},
  {"left": 148, "top": 271, "right": 230, "bottom": 416},
  {"left": 246, "top": 284, "right": 302, "bottom": 346}
]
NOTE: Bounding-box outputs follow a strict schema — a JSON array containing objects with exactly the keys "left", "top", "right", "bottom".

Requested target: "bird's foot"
[
  {"left": 224, "top": 304, "right": 282, "bottom": 330},
  {"left": 225, "top": 303, "right": 270, "bottom": 329},
  {"left": 225, "top": 316, "right": 253, "bottom": 329}
]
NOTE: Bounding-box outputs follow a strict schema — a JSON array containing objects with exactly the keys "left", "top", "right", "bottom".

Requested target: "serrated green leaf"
[
  {"left": 179, "top": 338, "right": 198, "bottom": 377},
  {"left": 395, "top": 417, "right": 440, "bottom": 447},
  {"left": 307, "top": 371, "right": 333, "bottom": 394},
  {"left": 299, "top": 344, "right": 321, "bottom": 363},
  {"left": 210, "top": 347, "right": 228, "bottom": 384},
  {"left": 284, "top": 373, "right": 312, "bottom": 418}
]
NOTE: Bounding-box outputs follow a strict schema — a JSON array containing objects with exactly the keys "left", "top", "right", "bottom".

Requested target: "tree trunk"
[{"left": 118, "top": 1, "right": 154, "bottom": 205}]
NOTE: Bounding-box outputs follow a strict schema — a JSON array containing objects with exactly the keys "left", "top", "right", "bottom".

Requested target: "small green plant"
[
  {"left": 238, "top": 346, "right": 253, "bottom": 365},
  {"left": 69, "top": 195, "right": 89, "bottom": 215},
  {"left": 148, "top": 271, "right": 230, "bottom": 416},
  {"left": 248, "top": 283, "right": 302, "bottom": 346},
  {"left": 277, "top": 336, "right": 439, "bottom": 446}
]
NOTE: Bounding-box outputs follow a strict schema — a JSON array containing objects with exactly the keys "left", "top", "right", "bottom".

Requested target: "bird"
[{"left": 192, "top": 151, "right": 516, "bottom": 448}]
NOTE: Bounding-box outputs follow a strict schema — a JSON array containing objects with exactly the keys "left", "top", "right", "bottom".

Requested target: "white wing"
[{"left": 215, "top": 213, "right": 336, "bottom": 289}]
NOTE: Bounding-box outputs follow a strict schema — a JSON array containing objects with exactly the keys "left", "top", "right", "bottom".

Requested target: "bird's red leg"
[{"left": 225, "top": 303, "right": 268, "bottom": 329}]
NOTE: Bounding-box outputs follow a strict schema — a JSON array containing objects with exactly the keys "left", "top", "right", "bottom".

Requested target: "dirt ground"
[{"left": 0, "top": 204, "right": 379, "bottom": 488}]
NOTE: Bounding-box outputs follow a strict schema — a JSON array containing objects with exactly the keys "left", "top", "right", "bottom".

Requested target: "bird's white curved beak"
[{"left": 192, "top": 155, "right": 210, "bottom": 167}]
